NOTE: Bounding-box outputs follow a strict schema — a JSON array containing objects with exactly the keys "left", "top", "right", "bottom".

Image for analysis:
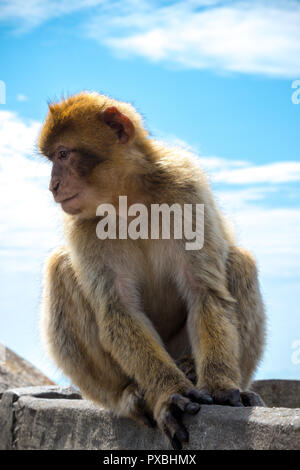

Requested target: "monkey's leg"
[
  {"left": 42, "top": 247, "right": 154, "bottom": 427},
  {"left": 226, "top": 246, "right": 266, "bottom": 406},
  {"left": 187, "top": 246, "right": 266, "bottom": 407},
  {"left": 188, "top": 287, "right": 245, "bottom": 406}
]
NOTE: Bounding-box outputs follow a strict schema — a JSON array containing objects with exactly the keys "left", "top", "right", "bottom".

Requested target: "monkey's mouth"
[{"left": 58, "top": 194, "right": 79, "bottom": 204}]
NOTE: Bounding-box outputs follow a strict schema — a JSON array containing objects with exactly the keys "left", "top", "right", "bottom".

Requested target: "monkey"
[{"left": 38, "top": 92, "right": 266, "bottom": 450}]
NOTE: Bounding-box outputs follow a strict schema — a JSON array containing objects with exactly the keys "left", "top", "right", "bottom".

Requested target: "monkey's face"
[
  {"left": 39, "top": 95, "right": 137, "bottom": 217},
  {"left": 48, "top": 144, "right": 102, "bottom": 216}
]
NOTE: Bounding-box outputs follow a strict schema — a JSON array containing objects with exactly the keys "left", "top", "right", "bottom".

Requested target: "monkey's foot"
[
  {"left": 158, "top": 389, "right": 213, "bottom": 450},
  {"left": 213, "top": 388, "right": 266, "bottom": 407}
]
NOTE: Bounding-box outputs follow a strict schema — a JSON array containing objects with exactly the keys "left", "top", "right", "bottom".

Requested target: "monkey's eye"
[{"left": 58, "top": 150, "right": 69, "bottom": 160}]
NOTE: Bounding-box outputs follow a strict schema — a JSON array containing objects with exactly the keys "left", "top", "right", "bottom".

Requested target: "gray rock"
[
  {"left": 0, "top": 381, "right": 299, "bottom": 450},
  {"left": 3, "top": 385, "right": 82, "bottom": 401},
  {"left": 0, "top": 343, "right": 54, "bottom": 396},
  {"left": 251, "top": 379, "right": 300, "bottom": 408}
]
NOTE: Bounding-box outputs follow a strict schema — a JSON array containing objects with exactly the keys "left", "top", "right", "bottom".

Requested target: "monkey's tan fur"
[{"left": 39, "top": 92, "right": 266, "bottom": 443}]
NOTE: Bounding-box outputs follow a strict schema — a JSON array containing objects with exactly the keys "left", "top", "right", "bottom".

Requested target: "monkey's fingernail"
[
  {"left": 188, "top": 389, "right": 213, "bottom": 404},
  {"left": 171, "top": 437, "right": 182, "bottom": 450},
  {"left": 201, "top": 395, "right": 213, "bottom": 404},
  {"left": 175, "top": 428, "right": 189, "bottom": 442},
  {"left": 186, "top": 402, "right": 200, "bottom": 414}
]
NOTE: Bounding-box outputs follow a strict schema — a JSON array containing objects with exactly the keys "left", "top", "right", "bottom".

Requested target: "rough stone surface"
[
  {"left": 0, "top": 380, "right": 299, "bottom": 450},
  {"left": 251, "top": 379, "right": 300, "bottom": 408},
  {"left": 0, "top": 343, "right": 54, "bottom": 396}
]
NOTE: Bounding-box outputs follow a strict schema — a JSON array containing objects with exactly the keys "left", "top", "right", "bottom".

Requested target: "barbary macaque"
[{"left": 39, "top": 92, "right": 265, "bottom": 449}]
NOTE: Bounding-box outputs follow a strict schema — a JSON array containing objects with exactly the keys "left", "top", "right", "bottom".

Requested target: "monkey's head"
[{"left": 38, "top": 92, "right": 147, "bottom": 217}]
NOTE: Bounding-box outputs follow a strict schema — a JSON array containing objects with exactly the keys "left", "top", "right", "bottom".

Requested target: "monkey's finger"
[
  {"left": 171, "top": 393, "right": 201, "bottom": 414},
  {"left": 162, "top": 410, "right": 189, "bottom": 449},
  {"left": 213, "top": 388, "right": 244, "bottom": 407},
  {"left": 185, "top": 388, "right": 213, "bottom": 405},
  {"left": 165, "top": 410, "right": 189, "bottom": 440},
  {"left": 171, "top": 427, "right": 190, "bottom": 451},
  {"left": 171, "top": 435, "right": 183, "bottom": 451}
]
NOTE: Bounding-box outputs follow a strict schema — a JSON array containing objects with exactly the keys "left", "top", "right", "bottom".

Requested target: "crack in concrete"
[{"left": 11, "top": 399, "right": 25, "bottom": 450}]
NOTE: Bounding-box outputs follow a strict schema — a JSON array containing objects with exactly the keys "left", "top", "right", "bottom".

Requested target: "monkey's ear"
[{"left": 103, "top": 106, "right": 135, "bottom": 144}]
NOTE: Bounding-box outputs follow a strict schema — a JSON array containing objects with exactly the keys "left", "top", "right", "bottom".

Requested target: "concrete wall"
[{"left": 0, "top": 380, "right": 299, "bottom": 450}]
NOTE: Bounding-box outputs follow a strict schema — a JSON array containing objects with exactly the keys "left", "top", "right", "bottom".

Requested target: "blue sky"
[{"left": 0, "top": 0, "right": 300, "bottom": 384}]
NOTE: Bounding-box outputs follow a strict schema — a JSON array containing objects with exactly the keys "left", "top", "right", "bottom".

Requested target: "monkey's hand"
[{"left": 155, "top": 388, "right": 213, "bottom": 450}]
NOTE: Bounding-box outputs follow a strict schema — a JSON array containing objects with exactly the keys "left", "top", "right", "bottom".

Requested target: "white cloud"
[
  {"left": 156, "top": 132, "right": 300, "bottom": 184},
  {"left": 0, "top": 110, "right": 40, "bottom": 157},
  {"left": 88, "top": 0, "right": 300, "bottom": 78},
  {"left": 212, "top": 174, "right": 300, "bottom": 280},
  {"left": 211, "top": 161, "right": 300, "bottom": 184},
  {"left": 0, "top": 111, "right": 61, "bottom": 272},
  {"left": 217, "top": 200, "right": 300, "bottom": 279},
  {"left": 1, "top": 1, "right": 300, "bottom": 77},
  {"left": 0, "top": 0, "right": 102, "bottom": 31}
]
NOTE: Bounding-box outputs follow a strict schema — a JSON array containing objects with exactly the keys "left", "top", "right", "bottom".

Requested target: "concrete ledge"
[
  {"left": 0, "top": 381, "right": 299, "bottom": 450},
  {"left": 251, "top": 379, "right": 300, "bottom": 408}
]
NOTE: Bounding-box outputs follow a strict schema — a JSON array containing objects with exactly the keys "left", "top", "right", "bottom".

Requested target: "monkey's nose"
[{"left": 49, "top": 178, "right": 60, "bottom": 194}]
